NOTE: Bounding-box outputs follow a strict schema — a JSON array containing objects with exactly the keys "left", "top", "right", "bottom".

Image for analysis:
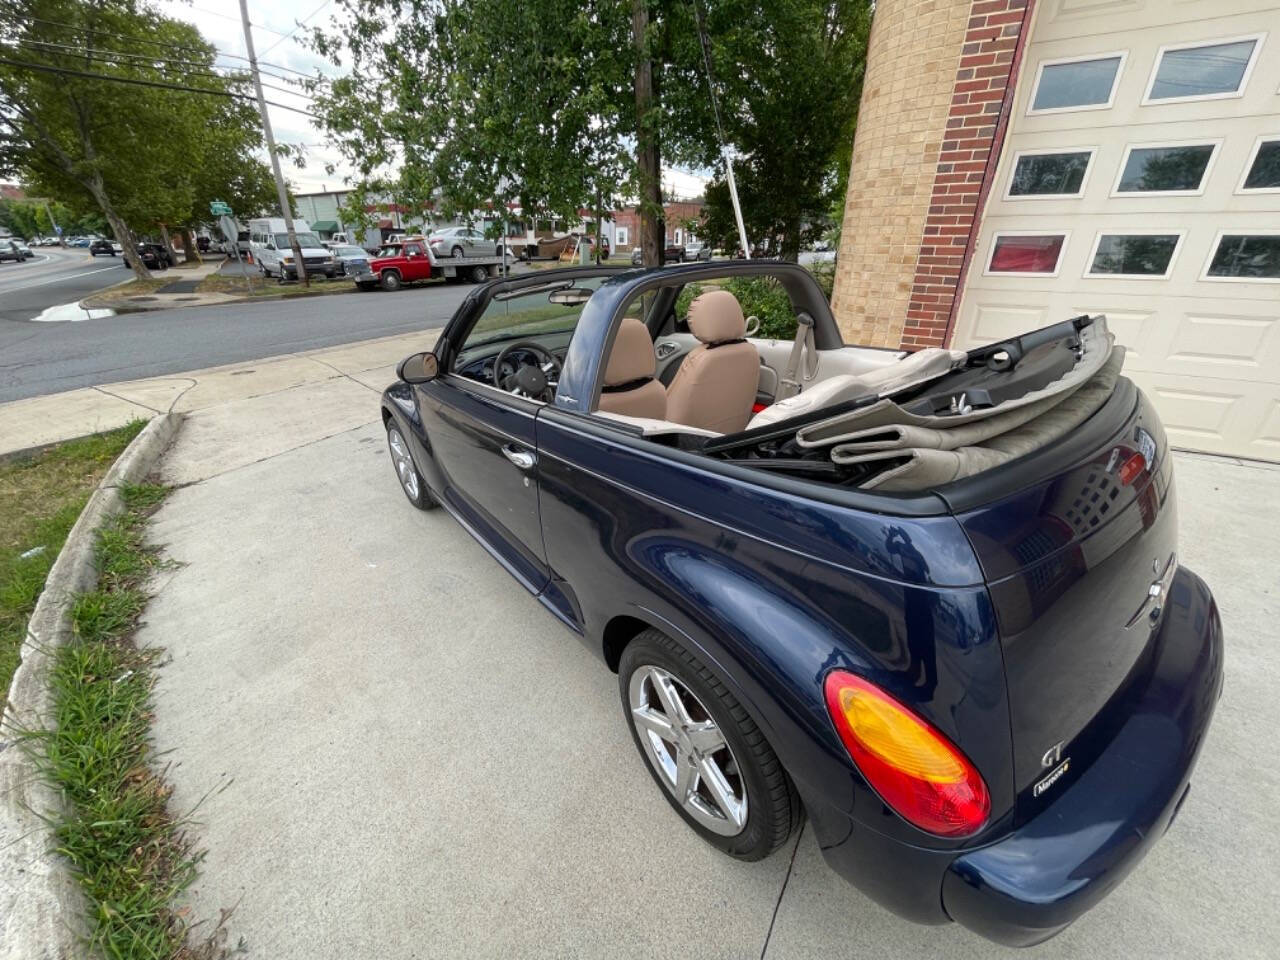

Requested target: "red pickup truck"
[{"left": 359, "top": 236, "right": 506, "bottom": 291}]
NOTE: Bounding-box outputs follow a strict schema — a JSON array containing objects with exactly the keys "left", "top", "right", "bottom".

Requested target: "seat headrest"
[
  {"left": 604, "top": 318, "right": 657, "bottom": 385},
  {"left": 687, "top": 290, "right": 746, "bottom": 344}
]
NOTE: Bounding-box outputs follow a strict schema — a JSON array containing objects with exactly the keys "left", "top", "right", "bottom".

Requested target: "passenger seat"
[{"left": 666, "top": 290, "right": 759, "bottom": 433}]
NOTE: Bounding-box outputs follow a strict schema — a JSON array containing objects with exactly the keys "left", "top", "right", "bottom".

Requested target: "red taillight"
[
  {"left": 1118, "top": 452, "right": 1147, "bottom": 486},
  {"left": 823, "top": 670, "right": 990, "bottom": 837}
]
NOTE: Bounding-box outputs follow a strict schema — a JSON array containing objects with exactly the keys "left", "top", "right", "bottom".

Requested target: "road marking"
[{"left": 0, "top": 264, "right": 122, "bottom": 294}]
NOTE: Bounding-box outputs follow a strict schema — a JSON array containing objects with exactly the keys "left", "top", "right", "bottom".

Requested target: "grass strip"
[
  {"left": 22, "top": 482, "right": 220, "bottom": 959},
  {"left": 1, "top": 421, "right": 147, "bottom": 700}
]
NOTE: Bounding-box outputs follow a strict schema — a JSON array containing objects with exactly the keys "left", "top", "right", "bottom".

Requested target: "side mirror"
[{"left": 398, "top": 351, "right": 439, "bottom": 384}]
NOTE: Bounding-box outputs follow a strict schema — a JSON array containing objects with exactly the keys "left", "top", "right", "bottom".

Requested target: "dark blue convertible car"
[{"left": 380, "top": 261, "right": 1222, "bottom": 946}]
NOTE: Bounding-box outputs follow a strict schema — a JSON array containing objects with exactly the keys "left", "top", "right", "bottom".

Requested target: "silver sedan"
[{"left": 427, "top": 226, "right": 499, "bottom": 259}]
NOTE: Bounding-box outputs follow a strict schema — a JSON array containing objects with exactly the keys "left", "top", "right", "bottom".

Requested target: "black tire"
[
  {"left": 469, "top": 264, "right": 489, "bottom": 283},
  {"left": 380, "top": 269, "right": 403, "bottom": 291},
  {"left": 618, "top": 629, "right": 799, "bottom": 861},
  {"left": 385, "top": 421, "right": 437, "bottom": 510},
  {"left": 451, "top": 245, "right": 465, "bottom": 259},
  {"left": 356, "top": 281, "right": 377, "bottom": 291}
]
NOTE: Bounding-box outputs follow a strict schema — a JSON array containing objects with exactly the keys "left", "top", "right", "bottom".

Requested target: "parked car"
[
  {"left": 428, "top": 225, "right": 499, "bottom": 259},
  {"left": 122, "top": 243, "right": 168, "bottom": 270},
  {"left": 11, "top": 240, "right": 34, "bottom": 259},
  {"left": 362, "top": 236, "right": 498, "bottom": 290},
  {"left": 0, "top": 240, "right": 24, "bottom": 262},
  {"left": 68, "top": 236, "right": 91, "bottom": 247},
  {"left": 89, "top": 238, "right": 118, "bottom": 257},
  {"left": 380, "top": 261, "right": 1222, "bottom": 947},
  {"left": 196, "top": 235, "right": 211, "bottom": 253},
  {"left": 630, "top": 242, "right": 688, "bottom": 265},
  {"left": 683, "top": 240, "right": 712, "bottom": 262},
  {"left": 330, "top": 243, "right": 373, "bottom": 279}
]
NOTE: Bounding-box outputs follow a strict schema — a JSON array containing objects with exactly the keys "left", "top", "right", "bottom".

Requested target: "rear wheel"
[
  {"left": 386, "top": 422, "right": 436, "bottom": 510},
  {"left": 618, "top": 629, "right": 799, "bottom": 860},
  {"left": 451, "top": 245, "right": 465, "bottom": 259},
  {"left": 380, "top": 269, "right": 403, "bottom": 291},
  {"left": 469, "top": 264, "right": 489, "bottom": 283}
]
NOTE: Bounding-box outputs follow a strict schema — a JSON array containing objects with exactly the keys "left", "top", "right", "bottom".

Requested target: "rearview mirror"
[{"left": 398, "top": 351, "right": 439, "bottom": 383}]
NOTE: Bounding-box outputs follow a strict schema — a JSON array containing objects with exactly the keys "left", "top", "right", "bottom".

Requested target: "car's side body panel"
[{"left": 532, "top": 408, "right": 1017, "bottom": 869}]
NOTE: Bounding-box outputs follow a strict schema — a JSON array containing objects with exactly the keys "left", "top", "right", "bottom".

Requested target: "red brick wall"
[{"left": 902, "top": 0, "right": 1035, "bottom": 349}]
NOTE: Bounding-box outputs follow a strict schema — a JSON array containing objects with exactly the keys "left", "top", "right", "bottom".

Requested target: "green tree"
[
  {"left": 697, "top": 1, "right": 872, "bottom": 259},
  {"left": 0, "top": 0, "right": 273, "bottom": 277}
]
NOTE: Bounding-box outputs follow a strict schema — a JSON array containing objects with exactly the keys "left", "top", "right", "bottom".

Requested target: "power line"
[
  {"left": 0, "top": 56, "right": 317, "bottom": 117},
  {"left": 13, "top": 38, "right": 315, "bottom": 99},
  {"left": 8, "top": 13, "right": 328, "bottom": 81},
  {"left": 259, "top": 0, "right": 332, "bottom": 57},
  {"left": 187, "top": 4, "right": 291, "bottom": 37}
]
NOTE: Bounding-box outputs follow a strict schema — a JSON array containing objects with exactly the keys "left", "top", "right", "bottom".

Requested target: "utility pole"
[
  {"left": 39, "top": 199, "right": 64, "bottom": 246},
  {"left": 238, "top": 0, "right": 308, "bottom": 285}
]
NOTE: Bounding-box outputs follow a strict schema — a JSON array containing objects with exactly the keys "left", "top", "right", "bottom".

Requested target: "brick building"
[
  {"left": 610, "top": 200, "right": 705, "bottom": 253},
  {"left": 832, "top": 0, "right": 1280, "bottom": 460}
]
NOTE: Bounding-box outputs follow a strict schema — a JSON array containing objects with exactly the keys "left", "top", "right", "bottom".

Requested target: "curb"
[{"left": 0, "top": 412, "right": 182, "bottom": 960}]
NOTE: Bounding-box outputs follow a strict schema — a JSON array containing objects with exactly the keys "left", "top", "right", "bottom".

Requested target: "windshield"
[
  {"left": 334, "top": 246, "right": 366, "bottom": 257},
  {"left": 274, "top": 232, "right": 323, "bottom": 249},
  {"left": 457, "top": 278, "right": 604, "bottom": 359}
]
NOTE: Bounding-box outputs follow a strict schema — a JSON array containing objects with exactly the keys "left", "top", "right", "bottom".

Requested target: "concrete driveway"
[{"left": 141, "top": 372, "right": 1279, "bottom": 959}]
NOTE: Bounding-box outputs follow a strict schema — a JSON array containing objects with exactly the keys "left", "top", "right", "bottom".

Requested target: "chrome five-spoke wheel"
[
  {"left": 385, "top": 422, "right": 435, "bottom": 510},
  {"left": 629, "top": 664, "right": 747, "bottom": 836}
]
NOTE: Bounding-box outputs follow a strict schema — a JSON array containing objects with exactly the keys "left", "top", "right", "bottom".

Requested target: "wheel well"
[
  {"left": 602, "top": 614, "right": 652, "bottom": 673},
  {"left": 381, "top": 407, "right": 392, "bottom": 427}
]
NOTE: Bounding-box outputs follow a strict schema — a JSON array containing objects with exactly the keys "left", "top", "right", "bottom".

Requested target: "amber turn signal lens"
[{"left": 824, "top": 670, "right": 990, "bottom": 837}]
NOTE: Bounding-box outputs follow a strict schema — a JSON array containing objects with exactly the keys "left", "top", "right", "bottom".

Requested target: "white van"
[{"left": 247, "top": 218, "right": 338, "bottom": 280}]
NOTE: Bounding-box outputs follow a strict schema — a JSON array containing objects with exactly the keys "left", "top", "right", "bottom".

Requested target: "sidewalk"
[{"left": 0, "top": 328, "right": 438, "bottom": 457}]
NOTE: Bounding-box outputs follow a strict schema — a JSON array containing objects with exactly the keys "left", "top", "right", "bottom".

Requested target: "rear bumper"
[
  {"left": 806, "top": 566, "right": 1222, "bottom": 946},
  {"left": 944, "top": 566, "right": 1223, "bottom": 946}
]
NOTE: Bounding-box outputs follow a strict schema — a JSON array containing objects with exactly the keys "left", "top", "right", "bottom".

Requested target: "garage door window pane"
[
  {"left": 1033, "top": 57, "right": 1122, "bottom": 110},
  {"left": 1148, "top": 39, "right": 1256, "bottom": 100},
  {"left": 1117, "top": 144, "right": 1215, "bottom": 192},
  {"left": 1009, "top": 152, "right": 1091, "bottom": 196},
  {"left": 989, "top": 235, "right": 1066, "bottom": 274},
  {"left": 1207, "top": 235, "right": 1280, "bottom": 279},
  {"left": 1243, "top": 141, "right": 1280, "bottom": 190},
  {"left": 1089, "top": 235, "right": 1179, "bottom": 276}
]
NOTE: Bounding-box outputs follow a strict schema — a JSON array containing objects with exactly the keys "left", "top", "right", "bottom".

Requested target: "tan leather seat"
[
  {"left": 666, "top": 290, "right": 758, "bottom": 433},
  {"left": 597, "top": 318, "right": 667, "bottom": 419}
]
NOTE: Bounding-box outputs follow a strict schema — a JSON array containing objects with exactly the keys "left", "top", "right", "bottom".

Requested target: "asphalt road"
[
  {"left": 0, "top": 280, "right": 474, "bottom": 403},
  {"left": 0, "top": 246, "right": 128, "bottom": 324}
]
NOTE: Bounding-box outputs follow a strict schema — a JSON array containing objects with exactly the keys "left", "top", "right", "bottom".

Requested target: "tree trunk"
[
  {"left": 86, "top": 178, "right": 150, "bottom": 281},
  {"left": 179, "top": 226, "right": 201, "bottom": 264},
  {"left": 781, "top": 216, "right": 803, "bottom": 263},
  {"left": 633, "top": 0, "right": 662, "bottom": 268},
  {"left": 594, "top": 190, "right": 603, "bottom": 265},
  {"left": 159, "top": 223, "right": 173, "bottom": 256}
]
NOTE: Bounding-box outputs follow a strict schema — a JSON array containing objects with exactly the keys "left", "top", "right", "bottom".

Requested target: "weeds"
[{"left": 22, "top": 482, "right": 224, "bottom": 959}]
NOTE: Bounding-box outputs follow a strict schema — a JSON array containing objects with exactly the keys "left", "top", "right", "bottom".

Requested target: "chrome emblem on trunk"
[{"left": 1041, "top": 740, "right": 1065, "bottom": 769}]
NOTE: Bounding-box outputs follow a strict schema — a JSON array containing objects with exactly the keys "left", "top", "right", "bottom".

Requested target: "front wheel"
[
  {"left": 386, "top": 422, "right": 436, "bottom": 510},
  {"left": 619, "top": 630, "right": 799, "bottom": 860},
  {"left": 380, "top": 270, "right": 402, "bottom": 291}
]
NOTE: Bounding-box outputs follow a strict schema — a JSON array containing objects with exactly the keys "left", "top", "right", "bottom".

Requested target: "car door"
[
  {"left": 402, "top": 240, "right": 429, "bottom": 280},
  {"left": 416, "top": 376, "right": 548, "bottom": 592}
]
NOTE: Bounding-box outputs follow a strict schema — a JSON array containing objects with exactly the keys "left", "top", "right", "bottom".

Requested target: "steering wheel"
[{"left": 493, "top": 341, "right": 563, "bottom": 400}]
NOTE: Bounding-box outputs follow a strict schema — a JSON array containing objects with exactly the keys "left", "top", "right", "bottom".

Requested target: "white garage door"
[{"left": 952, "top": 0, "right": 1280, "bottom": 461}]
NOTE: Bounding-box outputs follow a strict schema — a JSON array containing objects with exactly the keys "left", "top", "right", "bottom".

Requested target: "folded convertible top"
[{"left": 710, "top": 315, "right": 1124, "bottom": 492}]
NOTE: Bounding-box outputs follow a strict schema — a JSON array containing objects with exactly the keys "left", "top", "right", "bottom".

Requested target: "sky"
[{"left": 156, "top": 0, "right": 711, "bottom": 201}]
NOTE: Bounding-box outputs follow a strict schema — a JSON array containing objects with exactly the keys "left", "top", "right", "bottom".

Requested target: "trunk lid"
[{"left": 942, "top": 380, "right": 1176, "bottom": 822}]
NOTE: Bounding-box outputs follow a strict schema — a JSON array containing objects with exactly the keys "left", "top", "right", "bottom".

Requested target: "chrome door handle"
[{"left": 501, "top": 444, "right": 536, "bottom": 470}]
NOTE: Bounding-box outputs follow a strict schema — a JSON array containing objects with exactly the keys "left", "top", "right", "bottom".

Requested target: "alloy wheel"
[
  {"left": 387, "top": 427, "right": 420, "bottom": 500},
  {"left": 628, "top": 664, "right": 748, "bottom": 836}
]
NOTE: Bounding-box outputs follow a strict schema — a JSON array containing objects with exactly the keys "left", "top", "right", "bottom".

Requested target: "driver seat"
[{"left": 597, "top": 318, "right": 667, "bottom": 419}]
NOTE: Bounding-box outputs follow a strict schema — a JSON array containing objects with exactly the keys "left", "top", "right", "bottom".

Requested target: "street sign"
[
  {"left": 210, "top": 201, "right": 232, "bottom": 216},
  {"left": 54, "top": 225, "right": 63, "bottom": 235}
]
